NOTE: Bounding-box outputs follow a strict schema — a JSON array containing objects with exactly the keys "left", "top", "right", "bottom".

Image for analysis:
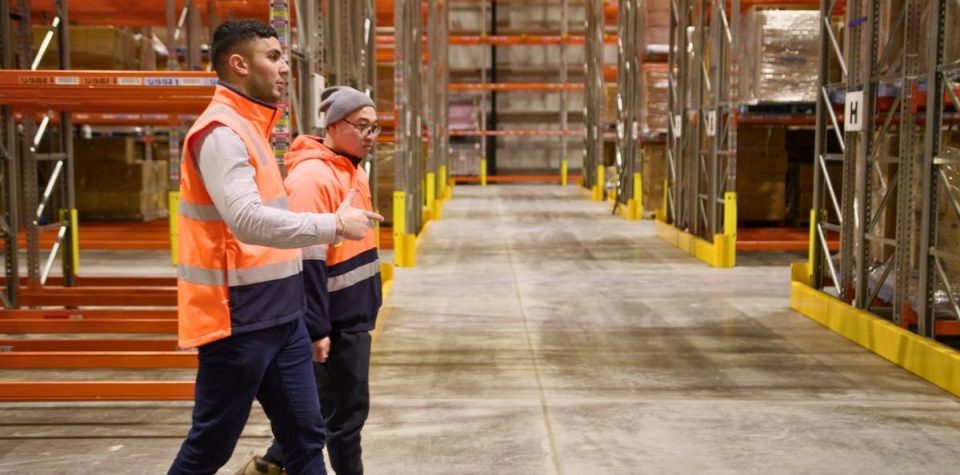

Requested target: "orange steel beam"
[
  {"left": 27, "top": 1, "right": 452, "bottom": 29},
  {"left": 450, "top": 129, "right": 583, "bottom": 137},
  {"left": 0, "top": 70, "right": 216, "bottom": 113},
  {"left": 737, "top": 227, "right": 840, "bottom": 252},
  {"left": 0, "top": 220, "right": 172, "bottom": 251},
  {"left": 642, "top": 63, "right": 669, "bottom": 73},
  {"left": 0, "top": 235, "right": 170, "bottom": 251},
  {"left": 738, "top": 114, "right": 817, "bottom": 126},
  {"left": 376, "top": 35, "right": 618, "bottom": 46},
  {"left": 15, "top": 112, "right": 197, "bottom": 126},
  {"left": 0, "top": 351, "right": 196, "bottom": 369},
  {"left": 0, "top": 319, "right": 176, "bottom": 333},
  {"left": 1, "top": 276, "right": 176, "bottom": 287},
  {"left": 0, "top": 381, "right": 194, "bottom": 401},
  {"left": 23, "top": 1, "right": 270, "bottom": 27},
  {"left": 0, "top": 309, "right": 176, "bottom": 320},
  {"left": 736, "top": 240, "right": 839, "bottom": 252},
  {"left": 18, "top": 286, "right": 177, "bottom": 307},
  {"left": 0, "top": 339, "right": 179, "bottom": 351},
  {"left": 450, "top": 82, "right": 584, "bottom": 92}
]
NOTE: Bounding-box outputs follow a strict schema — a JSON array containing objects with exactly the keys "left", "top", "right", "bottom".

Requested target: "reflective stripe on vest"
[
  {"left": 179, "top": 257, "right": 301, "bottom": 287},
  {"left": 328, "top": 260, "right": 380, "bottom": 292},
  {"left": 178, "top": 264, "right": 223, "bottom": 286},
  {"left": 227, "top": 257, "right": 301, "bottom": 286},
  {"left": 179, "top": 201, "right": 221, "bottom": 221},
  {"left": 303, "top": 245, "right": 328, "bottom": 261}
]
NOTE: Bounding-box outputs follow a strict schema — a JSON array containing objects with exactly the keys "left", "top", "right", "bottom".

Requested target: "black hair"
[{"left": 210, "top": 20, "right": 278, "bottom": 77}]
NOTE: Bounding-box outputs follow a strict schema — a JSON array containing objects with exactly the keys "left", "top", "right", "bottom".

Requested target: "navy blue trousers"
[
  {"left": 168, "top": 319, "right": 327, "bottom": 475},
  {"left": 265, "top": 331, "right": 371, "bottom": 475}
]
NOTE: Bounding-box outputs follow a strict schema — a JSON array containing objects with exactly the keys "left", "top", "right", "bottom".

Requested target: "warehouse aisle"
[
  {"left": 2, "top": 185, "right": 960, "bottom": 474},
  {"left": 363, "top": 185, "right": 960, "bottom": 474}
]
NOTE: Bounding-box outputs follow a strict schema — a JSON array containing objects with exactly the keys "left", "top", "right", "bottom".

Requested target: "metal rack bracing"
[
  {"left": 1, "top": 0, "right": 77, "bottom": 308},
  {"left": 665, "top": 0, "right": 739, "bottom": 240},
  {"left": 583, "top": 0, "right": 605, "bottom": 191},
  {"left": 809, "top": 0, "right": 960, "bottom": 339},
  {"left": 394, "top": 0, "right": 427, "bottom": 243},
  {"left": 918, "top": 0, "right": 960, "bottom": 337},
  {"left": 614, "top": 0, "right": 640, "bottom": 208}
]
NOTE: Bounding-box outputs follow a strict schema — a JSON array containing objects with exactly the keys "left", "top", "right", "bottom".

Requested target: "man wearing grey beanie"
[{"left": 239, "top": 86, "right": 382, "bottom": 475}]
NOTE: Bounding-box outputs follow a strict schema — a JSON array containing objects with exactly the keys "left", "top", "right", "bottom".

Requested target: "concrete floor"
[{"left": 3, "top": 185, "right": 960, "bottom": 474}]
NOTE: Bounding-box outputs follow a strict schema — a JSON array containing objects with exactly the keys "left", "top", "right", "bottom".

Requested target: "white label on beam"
[
  {"left": 55, "top": 76, "right": 79, "bottom": 85},
  {"left": 673, "top": 114, "right": 682, "bottom": 137},
  {"left": 845, "top": 91, "right": 864, "bottom": 132},
  {"left": 706, "top": 111, "right": 717, "bottom": 137}
]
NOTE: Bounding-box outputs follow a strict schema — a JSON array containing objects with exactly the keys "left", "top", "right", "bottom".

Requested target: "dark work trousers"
[
  {"left": 266, "top": 331, "right": 371, "bottom": 475},
  {"left": 168, "top": 319, "right": 328, "bottom": 475}
]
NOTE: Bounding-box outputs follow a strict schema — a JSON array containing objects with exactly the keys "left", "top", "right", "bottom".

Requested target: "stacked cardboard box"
[
  {"left": 642, "top": 143, "right": 668, "bottom": 218},
  {"left": 641, "top": 67, "right": 668, "bottom": 136},
  {"left": 645, "top": 1, "right": 671, "bottom": 52},
  {"left": 29, "top": 27, "right": 137, "bottom": 70},
  {"left": 73, "top": 137, "right": 168, "bottom": 221},
  {"left": 736, "top": 125, "right": 788, "bottom": 222},
  {"left": 376, "top": 64, "right": 395, "bottom": 112},
  {"left": 603, "top": 84, "right": 618, "bottom": 124}
]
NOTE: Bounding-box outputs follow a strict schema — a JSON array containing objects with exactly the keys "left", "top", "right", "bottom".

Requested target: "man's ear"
[{"left": 228, "top": 53, "right": 249, "bottom": 77}]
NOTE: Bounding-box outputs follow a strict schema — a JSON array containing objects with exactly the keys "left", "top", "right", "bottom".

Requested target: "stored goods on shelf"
[
  {"left": 740, "top": 8, "right": 819, "bottom": 104},
  {"left": 641, "top": 67, "right": 668, "bottom": 136}
]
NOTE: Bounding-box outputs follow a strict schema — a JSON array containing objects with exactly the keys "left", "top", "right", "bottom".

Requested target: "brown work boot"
[{"left": 235, "top": 455, "right": 286, "bottom": 475}]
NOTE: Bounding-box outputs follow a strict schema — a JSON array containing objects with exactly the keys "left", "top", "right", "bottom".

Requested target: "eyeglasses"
[{"left": 341, "top": 119, "right": 382, "bottom": 137}]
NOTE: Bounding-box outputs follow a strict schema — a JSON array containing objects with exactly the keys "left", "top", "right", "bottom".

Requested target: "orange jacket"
[
  {"left": 284, "top": 135, "right": 381, "bottom": 335},
  {"left": 177, "top": 84, "right": 304, "bottom": 348}
]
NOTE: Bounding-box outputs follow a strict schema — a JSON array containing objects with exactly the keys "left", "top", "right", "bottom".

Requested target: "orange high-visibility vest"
[
  {"left": 177, "top": 83, "right": 304, "bottom": 348},
  {"left": 285, "top": 136, "right": 381, "bottom": 334}
]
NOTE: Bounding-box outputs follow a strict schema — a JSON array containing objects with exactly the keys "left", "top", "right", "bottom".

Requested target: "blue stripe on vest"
[
  {"left": 329, "top": 272, "right": 382, "bottom": 333},
  {"left": 228, "top": 272, "right": 305, "bottom": 335},
  {"left": 303, "top": 259, "right": 331, "bottom": 339},
  {"left": 326, "top": 248, "right": 379, "bottom": 276}
]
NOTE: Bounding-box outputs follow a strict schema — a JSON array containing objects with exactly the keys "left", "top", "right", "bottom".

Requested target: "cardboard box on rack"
[
  {"left": 77, "top": 190, "right": 167, "bottom": 221},
  {"left": 739, "top": 182, "right": 787, "bottom": 222},
  {"left": 74, "top": 159, "right": 167, "bottom": 193},
  {"left": 642, "top": 142, "right": 668, "bottom": 217},
  {"left": 28, "top": 26, "right": 137, "bottom": 70},
  {"left": 74, "top": 137, "right": 143, "bottom": 164}
]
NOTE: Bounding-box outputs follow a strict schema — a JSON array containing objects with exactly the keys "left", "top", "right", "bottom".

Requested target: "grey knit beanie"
[{"left": 319, "top": 86, "right": 376, "bottom": 126}]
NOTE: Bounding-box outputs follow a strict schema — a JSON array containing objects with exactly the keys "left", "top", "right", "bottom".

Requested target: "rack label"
[
  {"left": 18, "top": 76, "right": 51, "bottom": 85},
  {"left": 145, "top": 77, "right": 178, "bottom": 86},
  {"left": 82, "top": 76, "right": 115, "bottom": 86},
  {"left": 118, "top": 77, "right": 143, "bottom": 86},
  {"left": 706, "top": 111, "right": 717, "bottom": 137},
  {"left": 845, "top": 91, "right": 864, "bottom": 132},
  {"left": 178, "top": 77, "right": 213, "bottom": 87},
  {"left": 54, "top": 76, "right": 79, "bottom": 85}
]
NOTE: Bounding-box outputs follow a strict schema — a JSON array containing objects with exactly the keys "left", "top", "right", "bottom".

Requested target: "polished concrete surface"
[{"left": 2, "top": 185, "right": 960, "bottom": 474}]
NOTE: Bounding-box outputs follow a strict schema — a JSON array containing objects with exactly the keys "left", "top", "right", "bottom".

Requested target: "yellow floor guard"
[{"left": 789, "top": 262, "right": 960, "bottom": 398}]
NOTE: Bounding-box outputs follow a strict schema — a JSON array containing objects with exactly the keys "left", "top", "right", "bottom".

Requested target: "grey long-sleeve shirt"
[{"left": 194, "top": 126, "right": 337, "bottom": 248}]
